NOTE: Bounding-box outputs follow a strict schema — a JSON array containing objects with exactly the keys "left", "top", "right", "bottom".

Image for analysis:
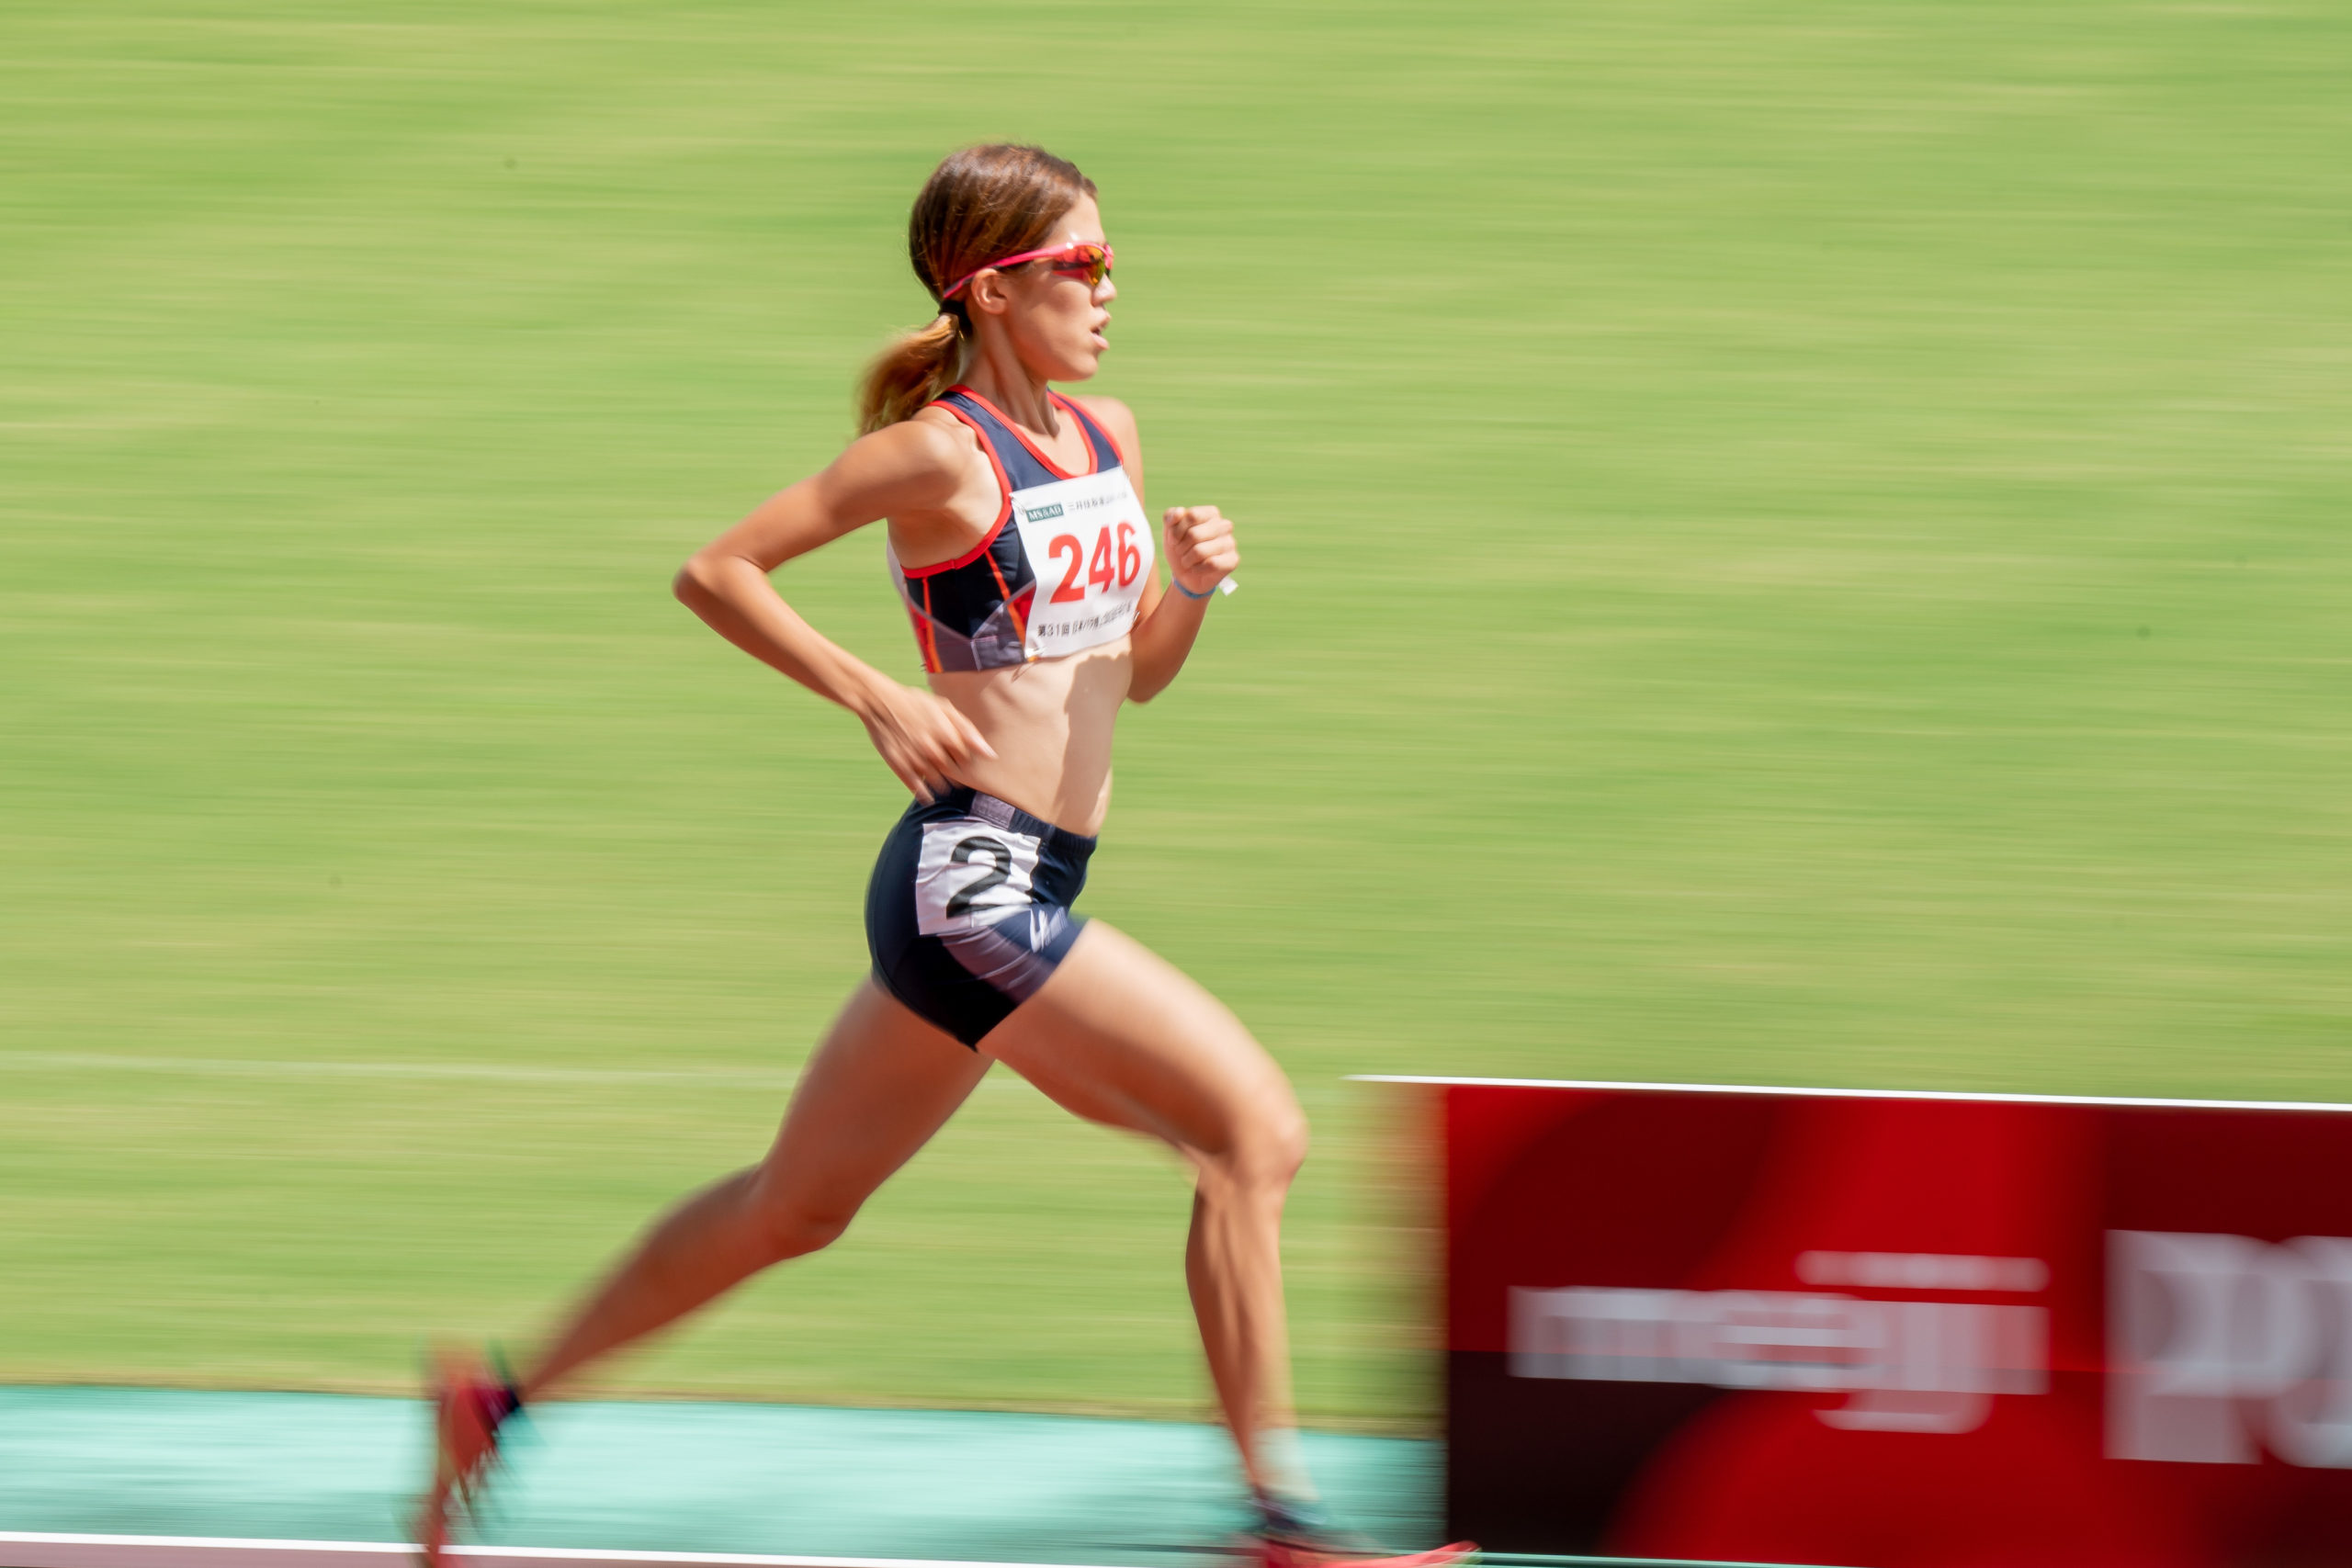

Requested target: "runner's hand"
[
  {"left": 1163, "top": 506, "right": 1238, "bottom": 597},
  {"left": 855, "top": 680, "right": 995, "bottom": 803}
]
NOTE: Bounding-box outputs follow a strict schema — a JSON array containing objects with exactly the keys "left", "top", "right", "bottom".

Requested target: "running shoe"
[
  {"left": 1254, "top": 1541, "right": 1481, "bottom": 1568},
  {"left": 414, "top": 1347, "right": 525, "bottom": 1566},
  {"left": 1249, "top": 1491, "right": 1478, "bottom": 1568}
]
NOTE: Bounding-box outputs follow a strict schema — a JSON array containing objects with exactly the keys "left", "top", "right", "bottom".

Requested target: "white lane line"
[
  {"left": 0, "top": 1051, "right": 799, "bottom": 1089},
  {"left": 1350, "top": 1074, "right": 2352, "bottom": 1114},
  {"left": 0, "top": 1534, "right": 1103, "bottom": 1568}
]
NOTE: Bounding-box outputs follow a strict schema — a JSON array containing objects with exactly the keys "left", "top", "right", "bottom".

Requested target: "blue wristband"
[{"left": 1173, "top": 580, "right": 1215, "bottom": 600}]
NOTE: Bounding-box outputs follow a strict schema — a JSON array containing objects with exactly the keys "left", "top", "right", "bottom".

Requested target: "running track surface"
[{"left": 0, "top": 1390, "right": 1434, "bottom": 1567}]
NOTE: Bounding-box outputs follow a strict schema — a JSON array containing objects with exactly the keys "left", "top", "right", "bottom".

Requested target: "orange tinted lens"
[{"left": 1052, "top": 244, "right": 1110, "bottom": 285}]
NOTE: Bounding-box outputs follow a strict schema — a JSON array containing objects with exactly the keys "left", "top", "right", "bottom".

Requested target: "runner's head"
[{"left": 859, "top": 144, "right": 1110, "bottom": 432}]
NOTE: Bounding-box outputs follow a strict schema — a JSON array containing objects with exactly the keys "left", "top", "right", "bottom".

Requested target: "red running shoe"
[
  {"left": 1249, "top": 1491, "right": 1477, "bottom": 1568},
  {"left": 1256, "top": 1541, "right": 1480, "bottom": 1568},
  {"left": 413, "top": 1347, "right": 524, "bottom": 1566}
]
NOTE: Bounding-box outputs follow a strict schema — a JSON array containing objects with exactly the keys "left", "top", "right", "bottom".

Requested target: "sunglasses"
[{"left": 941, "top": 241, "right": 1114, "bottom": 301}]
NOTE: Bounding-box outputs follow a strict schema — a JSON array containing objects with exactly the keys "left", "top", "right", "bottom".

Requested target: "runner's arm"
[
  {"left": 1073, "top": 397, "right": 1238, "bottom": 704},
  {"left": 673, "top": 420, "right": 995, "bottom": 800}
]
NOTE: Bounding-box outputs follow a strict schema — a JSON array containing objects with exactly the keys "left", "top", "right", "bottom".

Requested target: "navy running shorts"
[{"left": 865, "top": 786, "right": 1094, "bottom": 1048}]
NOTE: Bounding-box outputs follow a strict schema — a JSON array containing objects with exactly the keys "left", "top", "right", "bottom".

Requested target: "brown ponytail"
[
  {"left": 858, "top": 311, "right": 966, "bottom": 435},
  {"left": 856, "top": 143, "right": 1097, "bottom": 434}
]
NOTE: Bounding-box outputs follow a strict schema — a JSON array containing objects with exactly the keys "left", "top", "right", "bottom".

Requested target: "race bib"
[
  {"left": 1010, "top": 467, "right": 1154, "bottom": 660},
  {"left": 912, "top": 818, "right": 1042, "bottom": 936}
]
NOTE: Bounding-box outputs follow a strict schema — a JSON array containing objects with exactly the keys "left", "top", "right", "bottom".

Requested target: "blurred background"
[{"left": 3, "top": 0, "right": 2348, "bottom": 1478}]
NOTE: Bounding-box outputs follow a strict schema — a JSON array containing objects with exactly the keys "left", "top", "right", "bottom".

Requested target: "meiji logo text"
[
  {"left": 2110, "top": 1230, "right": 2352, "bottom": 1467},
  {"left": 1512, "top": 1280, "right": 2047, "bottom": 1435}
]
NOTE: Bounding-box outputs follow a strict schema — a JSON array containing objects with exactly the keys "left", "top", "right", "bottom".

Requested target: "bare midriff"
[{"left": 930, "top": 641, "right": 1130, "bottom": 836}]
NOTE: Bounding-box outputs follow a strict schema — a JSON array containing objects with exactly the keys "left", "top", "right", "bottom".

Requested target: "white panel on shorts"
[{"left": 912, "top": 818, "right": 1042, "bottom": 937}]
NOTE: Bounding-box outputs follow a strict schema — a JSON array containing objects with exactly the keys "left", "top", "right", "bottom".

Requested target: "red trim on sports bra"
[
  {"left": 979, "top": 549, "right": 1035, "bottom": 646},
  {"left": 943, "top": 385, "right": 1099, "bottom": 480},
  {"left": 897, "top": 402, "right": 1015, "bottom": 580},
  {"left": 916, "top": 576, "right": 943, "bottom": 673},
  {"left": 1054, "top": 393, "right": 1127, "bottom": 470}
]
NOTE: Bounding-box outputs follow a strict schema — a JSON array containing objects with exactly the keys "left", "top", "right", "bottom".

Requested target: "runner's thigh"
[
  {"left": 980, "top": 920, "right": 1302, "bottom": 1162},
  {"left": 751, "top": 977, "right": 992, "bottom": 1225}
]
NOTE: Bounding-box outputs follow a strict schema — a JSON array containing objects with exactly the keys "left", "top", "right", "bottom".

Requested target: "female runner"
[{"left": 418, "top": 143, "right": 1471, "bottom": 1568}]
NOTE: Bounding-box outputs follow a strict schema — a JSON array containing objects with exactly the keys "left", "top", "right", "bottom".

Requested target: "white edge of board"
[{"left": 1346, "top": 1075, "right": 2352, "bottom": 1115}]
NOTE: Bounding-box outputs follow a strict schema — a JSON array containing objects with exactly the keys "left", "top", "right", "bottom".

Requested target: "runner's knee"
[
  {"left": 1204, "top": 1095, "right": 1309, "bottom": 1198},
  {"left": 742, "top": 1179, "right": 858, "bottom": 1264},
  {"left": 1268, "top": 1103, "right": 1310, "bottom": 1187}
]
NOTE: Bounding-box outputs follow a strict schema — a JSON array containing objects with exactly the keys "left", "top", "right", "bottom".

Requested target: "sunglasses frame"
[{"left": 941, "top": 241, "right": 1114, "bottom": 302}]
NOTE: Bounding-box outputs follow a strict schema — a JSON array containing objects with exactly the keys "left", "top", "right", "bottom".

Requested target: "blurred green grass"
[{"left": 2, "top": 1, "right": 2348, "bottom": 1427}]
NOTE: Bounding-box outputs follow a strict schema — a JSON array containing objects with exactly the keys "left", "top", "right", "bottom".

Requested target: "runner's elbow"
[{"left": 673, "top": 552, "right": 726, "bottom": 608}]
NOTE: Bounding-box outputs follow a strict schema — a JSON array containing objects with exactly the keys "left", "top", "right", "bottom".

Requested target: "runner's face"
[{"left": 995, "top": 197, "right": 1115, "bottom": 383}]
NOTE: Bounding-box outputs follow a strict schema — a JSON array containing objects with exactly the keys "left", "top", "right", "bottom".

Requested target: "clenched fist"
[{"left": 1162, "top": 505, "right": 1239, "bottom": 598}]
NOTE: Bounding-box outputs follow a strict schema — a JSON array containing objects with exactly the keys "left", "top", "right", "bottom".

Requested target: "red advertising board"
[{"left": 1389, "top": 1075, "right": 2352, "bottom": 1568}]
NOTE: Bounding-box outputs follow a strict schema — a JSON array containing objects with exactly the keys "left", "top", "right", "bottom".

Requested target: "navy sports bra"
[{"left": 888, "top": 387, "right": 1156, "bottom": 672}]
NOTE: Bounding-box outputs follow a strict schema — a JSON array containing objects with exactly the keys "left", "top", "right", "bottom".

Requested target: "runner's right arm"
[{"left": 673, "top": 420, "right": 996, "bottom": 803}]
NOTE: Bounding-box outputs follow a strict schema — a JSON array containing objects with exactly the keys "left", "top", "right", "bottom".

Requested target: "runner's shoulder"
[
  {"left": 1067, "top": 394, "right": 1139, "bottom": 461},
  {"left": 857, "top": 407, "right": 986, "bottom": 485},
  {"left": 1067, "top": 392, "right": 1135, "bottom": 430},
  {"left": 901, "top": 404, "right": 987, "bottom": 459}
]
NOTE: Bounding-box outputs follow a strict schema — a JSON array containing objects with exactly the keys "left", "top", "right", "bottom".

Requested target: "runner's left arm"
[{"left": 1075, "top": 396, "right": 1239, "bottom": 704}]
